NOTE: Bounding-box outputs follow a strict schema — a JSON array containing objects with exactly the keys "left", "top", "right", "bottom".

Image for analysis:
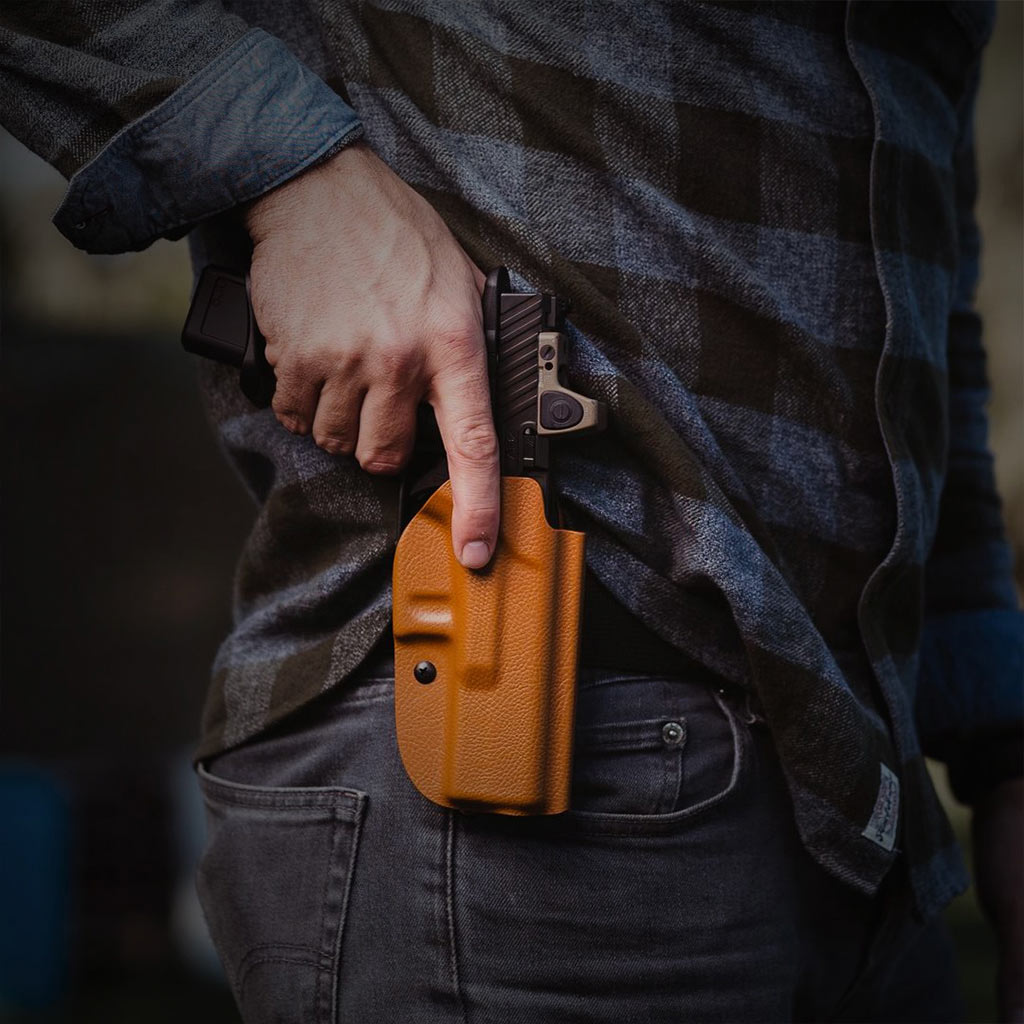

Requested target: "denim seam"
[
  {"left": 202, "top": 790, "right": 361, "bottom": 812},
  {"left": 576, "top": 718, "right": 675, "bottom": 751},
  {"left": 237, "top": 946, "right": 322, "bottom": 1002},
  {"left": 197, "top": 764, "right": 365, "bottom": 812},
  {"left": 331, "top": 691, "right": 394, "bottom": 711},
  {"left": 657, "top": 743, "right": 672, "bottom": 815},
  {"left": 331, "top": 798, "right": 365, "bottom": 1023},
  {"left": 315, "top": 810, "right": 338, "bottom": 1022},
  {"left": 563, "top": 689, "right": 748, "bottom": 837},
  {"left": 202, "top": 786, "right": 362, "bottom": 807},
  {"left": 446, "top": 811, "right": 468, "bottom": 1023},
  {"left": 577, "top": 671, "right": 692, "bottom": 690}
]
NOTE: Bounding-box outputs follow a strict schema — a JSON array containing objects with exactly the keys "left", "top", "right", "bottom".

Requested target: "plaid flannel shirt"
[{"left": 3, "top": 0, "right": 1021, "bottom": 918}]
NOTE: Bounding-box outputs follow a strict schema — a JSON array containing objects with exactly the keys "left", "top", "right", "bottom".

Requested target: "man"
[{"left": 2, "top": 2, "right": 1021, "bottom": 1020}]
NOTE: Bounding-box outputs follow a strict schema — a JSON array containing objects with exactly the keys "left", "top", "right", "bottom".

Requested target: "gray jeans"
[{"left": 196, "top": 668, "right": 963, "bottom": 1023}]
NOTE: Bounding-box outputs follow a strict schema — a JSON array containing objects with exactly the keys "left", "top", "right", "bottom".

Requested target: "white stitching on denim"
[
  {"left": 331, "top": 799, "right": 366, "bottom": 1022},
  {"left": 446, "top": 811, "right": 469, "bottom": 1023},
  {"left": 564, "top": 688, "right": 749, "bottom": 837}
]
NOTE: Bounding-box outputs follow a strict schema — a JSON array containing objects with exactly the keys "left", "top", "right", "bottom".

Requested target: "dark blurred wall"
[
  {"left": 1, "top": 104, "right": 251, "bottom": 1024},
  {"left": 973, "top": 0, "right": 1023, "bottom": 596},
  {"left": 0, "top": 156, "right": 254, "bottom": 757},
  {"left": 1, "top": 323, "right": 254, "bottom": 755}
]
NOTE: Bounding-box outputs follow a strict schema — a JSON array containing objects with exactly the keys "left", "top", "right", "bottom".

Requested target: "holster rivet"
[{"left": 414, "top": 661, "right": 437, "bottom": 684}]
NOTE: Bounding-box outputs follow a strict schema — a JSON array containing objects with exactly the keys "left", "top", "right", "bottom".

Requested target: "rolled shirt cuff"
[{"left": 54, "top": 28, "right": 363, "bottom": 254}]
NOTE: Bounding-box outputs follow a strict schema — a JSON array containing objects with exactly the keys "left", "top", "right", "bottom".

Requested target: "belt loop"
[{"left": 741, "top": 688, "right": 767, "bottom": 726}]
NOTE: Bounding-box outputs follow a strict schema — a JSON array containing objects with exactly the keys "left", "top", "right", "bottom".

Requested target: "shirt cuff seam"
[
  {"left": 54, "top": 28, "right": 363, "bottom": 252},
  {"left": 193, "top": 120, "right": 364, "bottom": 222}
]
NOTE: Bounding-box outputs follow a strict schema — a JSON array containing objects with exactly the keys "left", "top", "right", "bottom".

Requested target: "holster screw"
[{"left": 414, "top": 661, "right": 437, "bottom": 684}]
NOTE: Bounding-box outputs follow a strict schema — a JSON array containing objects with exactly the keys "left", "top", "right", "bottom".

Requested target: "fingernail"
[{"left": 460, "top": 541, "right": 491, "bottom": 569}]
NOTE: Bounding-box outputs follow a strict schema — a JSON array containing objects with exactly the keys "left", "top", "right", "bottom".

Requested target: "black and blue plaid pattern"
[{"left": 2, "top": 0, "right": 1020, "bottom": 917}]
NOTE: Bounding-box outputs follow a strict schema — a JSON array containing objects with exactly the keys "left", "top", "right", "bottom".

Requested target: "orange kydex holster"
[{"left": 392, "top": 476, "right": 585, "bottom": 816}]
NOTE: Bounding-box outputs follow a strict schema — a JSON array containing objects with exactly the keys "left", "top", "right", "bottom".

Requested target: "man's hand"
[
  {"left": 244, "top": 141, "right": 498, "bottom": 569},
  {"left": 973, "top": 777, "right": 1024, "bottom": 1023}
]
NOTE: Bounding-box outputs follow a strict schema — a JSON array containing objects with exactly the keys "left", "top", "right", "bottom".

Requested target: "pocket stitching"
[
  {"left": 197, "top": 767, "right": 368, "bottom": 1024},
  {"left": 326, "top": 800, "right": 365, "bottom": 1024},
  {"left": 657, "top": 735, "right": 676, "bottom": 815},
  {"left": 564, "top": 689, "right": 748, "bottom": 837},
  {"left": 572, "top": 713, "right": 688, "bottom": 815},
  {"left": 575, "top": 716, "right": 685, "bottom": 752},
  {"left": 237, "top": 944, "right": 325, "bottom": 1003},
  {"left": 198, "top": 763, "right": 364, "bottom": 816}
]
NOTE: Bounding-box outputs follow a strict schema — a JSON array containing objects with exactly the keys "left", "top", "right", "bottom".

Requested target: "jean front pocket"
[
  {"left": 566, "top": 673, "right": 748, "bottom": 838},
  {"left": 572, "top": 716, "right": 688, "bottom": 816},
  {"left": 196, "top": 766, "right": 367, "bottom": 1024}
]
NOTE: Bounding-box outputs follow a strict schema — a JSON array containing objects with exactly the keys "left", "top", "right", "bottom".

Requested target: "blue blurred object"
[
  {"left": 168, "top": 750, "right": 227, "bottom": 983},
  {"left": 0, "top": 763, "right": 70, "bottom": 1010}
]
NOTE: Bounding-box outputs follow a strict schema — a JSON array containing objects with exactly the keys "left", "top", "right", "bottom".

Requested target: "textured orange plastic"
[{"left": 392, "top": 476, "right": 585, "bottom": 815}]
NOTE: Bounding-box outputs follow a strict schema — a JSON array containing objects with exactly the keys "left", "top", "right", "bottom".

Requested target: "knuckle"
[
  {"left": 374, "top": 340, "right": 422, "bottom": 390},
  {"left": 358, "top": 451, "right": 407, "bottom": 475},
  {"left": 434, "top": 324, "right": 483, "bottom": 364},
  {"left": 449, "top": 418, "right": 498, "bottom": 464},
  {"left": 272, "top": 395, "right": 309, "bottom": 434},
  {"left": 314, "top": 432, "right": 354, "bottom": 455},
  {"left": 357, "top": 428, "right": 413, "bottom": 474},
  {"left": 270, "top": 360, "right": 307, "bottom": 394},
  {"left": 276, "top": 412, "right": 309, "bottom": 435},
  {"left": 324, "top": 346, "right": 361, "bottom": 380}
]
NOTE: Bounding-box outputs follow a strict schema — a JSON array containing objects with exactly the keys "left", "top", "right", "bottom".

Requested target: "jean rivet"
[{"left": 662, "top": 721, "right": 684, "bottom": 746}]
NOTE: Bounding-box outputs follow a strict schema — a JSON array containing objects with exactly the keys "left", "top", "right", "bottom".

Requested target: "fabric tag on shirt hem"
[{"left": 862, "top": 762, "right": 900, "bottom": 852}]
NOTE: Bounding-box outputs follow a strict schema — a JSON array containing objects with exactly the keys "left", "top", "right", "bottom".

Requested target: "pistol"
[
  {"left": 483, "top": 267, "right": 605, "bottom": 522},
  {"left": 182, "top": 265, "right": 605, "bottom": 522},
  {"left": 181, "top": 267, "right": 274, "bottom": 407}
]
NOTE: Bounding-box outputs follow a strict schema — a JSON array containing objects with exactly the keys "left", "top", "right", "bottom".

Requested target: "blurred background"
[{"left": 0, "top": 6, "right": 1021, "bottom": 1022}]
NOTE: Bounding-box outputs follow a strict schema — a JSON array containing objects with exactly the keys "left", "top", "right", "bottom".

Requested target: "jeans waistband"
[{"left": 358, "top": 569, "right": 714, "bottom": 683}]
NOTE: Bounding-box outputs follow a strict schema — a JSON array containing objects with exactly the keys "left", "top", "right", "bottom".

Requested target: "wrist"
[{"left": 244, "top": 139, "right": 375, "bottom": 241}]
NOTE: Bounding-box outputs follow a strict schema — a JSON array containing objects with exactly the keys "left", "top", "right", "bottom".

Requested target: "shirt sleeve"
[
  {"left": 915, "top": 67, "right": 1024, "bottom": 805},
  {"left": 0, "top": 2, "right": 363, "bottom": 254}
]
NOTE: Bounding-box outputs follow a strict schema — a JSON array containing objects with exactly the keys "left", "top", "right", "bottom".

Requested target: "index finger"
[{"left": 429, "top": 349, "right": 500, "bottom": 570}]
